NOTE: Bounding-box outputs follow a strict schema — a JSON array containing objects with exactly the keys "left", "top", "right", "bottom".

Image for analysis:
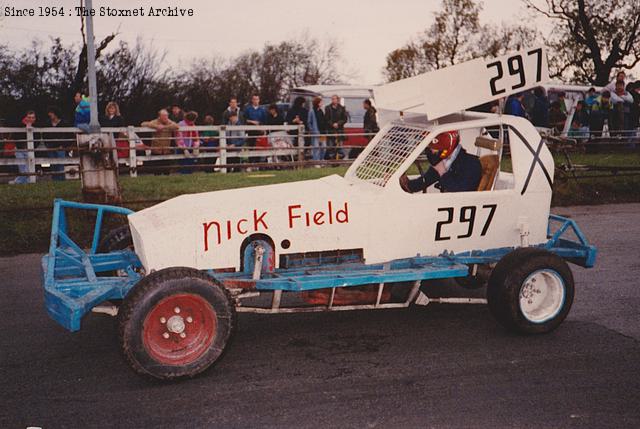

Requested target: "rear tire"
[
  {"left": 118, "top": 267, "right": 236, "bottom": 380},
  {"left": 487, "top": 248, "right": 574, "bottom": 335}
]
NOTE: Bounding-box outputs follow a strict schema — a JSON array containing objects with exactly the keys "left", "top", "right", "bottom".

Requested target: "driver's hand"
[
  {"left": 399, "top": 174, "right": 411, "bottom": 192},
  {"left": 433, "top": 160, "right": 447, "bottom": 176}
]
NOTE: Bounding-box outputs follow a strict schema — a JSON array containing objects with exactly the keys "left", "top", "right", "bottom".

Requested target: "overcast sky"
[{"left": 0, "top": 0, "right": 539, "bottom": 84}]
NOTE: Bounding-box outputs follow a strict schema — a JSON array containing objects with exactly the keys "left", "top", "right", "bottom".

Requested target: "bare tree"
[
  {"left": 524, "top": 0, "right": 640, "bottom": 85},
  {"left": 384, "top": 0, "right": 538, "bottom": 82}
]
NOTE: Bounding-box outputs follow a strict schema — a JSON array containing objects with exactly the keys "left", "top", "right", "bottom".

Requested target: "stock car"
[{"left": 42, "top": 47, "right": 597, "bottom": 380}]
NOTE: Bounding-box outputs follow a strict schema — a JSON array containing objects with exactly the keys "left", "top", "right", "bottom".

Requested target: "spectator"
[
  {"left": 531, "top": 87, "right": 550, "bottom": 128},
  {"left": 358, "top": 98, "right": 379, "bottom": 158},
  {"left": 222, "top": 98, "right": 244, "bottom": 124},
  {"left": 307, "top": 96, "right": 327, "bottom": 162},
  {"left": 244, "top": 94, "right": 267, "bottom": 126},
  {"left": 568, "top": 100, "right": 590, "bottom": 140},
  {"left": 505, "top": 93, "right": 527, "bottom": 118},
  {"left": 265, "top": 104, "right": 285, "bottom": 126},
  {"left": 610, "top": 80, "right": 634, "bottom": 136},
  {"left": 226, "top": 111, "right": 245, "bottom": 172},
  {"left": 324, "top": 95, "right": 348, "bottom": 159},
  {"left": 243, "top": 94, "right": 267, "bottom": 166},
  {"left": 627, "top": 80, "right": 640, "bottom": 135},
  {"left": 548, "top": 101, "right": 567, "bottom": 134},
  {"left": 589, "top": 91, "right": 613, "bottom": 138},
  {"left": 201, "top": 114, "right": 219, "bottom": 148},
  {"left": 286, "top": 96, "right": 309, "bottom": 129},
  {"left": 605, "top": 70, "right": 627, "bottom": 92},
  {"left": 74, "top": 92, "right": 91, "bottom": 132},
  {"left": 584, "top": 87, "right": 599, "bottom": 111},
  {"left": 101, "top": 101, "right": 124, "bottom": 127},
  {"left": 141, "top": 109, "right": 179, "bottom": 155},
  {"left": 169, "top": 104, "right": 184, "bottom": 123},
  {"left": 557, "top": 92, "right": 568, "bottom": 114},
  {"left": 177, "top": 111, "right": 201, "bottom": 174},
  {"left": 101, "top": 101, "right": 128, "bottom": 158},
  {"left": 9, "top": 110, "right": 37, "bottom": 185},
  {"left": 44, "top": 107, "right": 70, "bottom": 181}
]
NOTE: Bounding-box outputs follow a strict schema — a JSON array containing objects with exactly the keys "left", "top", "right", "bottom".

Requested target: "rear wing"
[{"left": 374, "top": 46, "right": 549, "bottom": 121}]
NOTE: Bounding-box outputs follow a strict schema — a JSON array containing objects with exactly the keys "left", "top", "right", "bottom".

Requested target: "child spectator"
[
  {"left": 177, "top": 111, "right": 201, "bottom": 173},
  {"left": 568, "top": 100, "right": 590, "bottom": 140},
  {"left": 265, "top": 104, "right": 285, "bottom": 126},
  {"left": 74, "top": 92, "right": 91, "bottom": 132},
  {"left": 584, "top": 88, "right": 599, "bottom": 111},
  {"left": 589, "top": 91, "right": 613, "bottom": 138},
  {"left": 201, "top": 114, "right": 219, "bottom": 148},
  {"left": 548, "top": 101, "right": 567, "bottom": 134},
  {"left": 101, "top": 101, "right": 127, "bottom": 158},
  {"left": 226, "top": 111, "right": 245, "bottom": 172},
  {"left": 169, "top": 104, "right": 184, "bottom": 123}
]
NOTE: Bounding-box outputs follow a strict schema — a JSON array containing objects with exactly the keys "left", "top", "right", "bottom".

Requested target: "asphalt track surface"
[{"left": 1, "top": 204, "right": 639, "bottom": 428}]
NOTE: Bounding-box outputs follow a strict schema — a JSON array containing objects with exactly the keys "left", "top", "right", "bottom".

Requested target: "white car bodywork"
[{"left": 128, "top": 47, "right": 553, "bottom": 273}]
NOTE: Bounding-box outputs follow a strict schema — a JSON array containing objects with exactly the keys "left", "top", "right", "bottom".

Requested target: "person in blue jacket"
[
  {"left": 505, "top": 92, "right": 527, "bottom": 118},
  {"left": 400, "top": 131, "right": 481, "bottom": 193}
]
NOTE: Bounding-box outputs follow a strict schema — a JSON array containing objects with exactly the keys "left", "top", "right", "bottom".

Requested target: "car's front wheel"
[
  {"left": 118, "top": 267, "right": 236, "bottom": 380},
  {"left": 487, "top": 248, "right": 574, "bottom": 335}
]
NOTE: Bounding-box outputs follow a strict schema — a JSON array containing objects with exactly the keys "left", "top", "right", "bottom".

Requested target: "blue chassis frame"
[{"left": 43, "top": 199, "right": 597, "bottom": 332}]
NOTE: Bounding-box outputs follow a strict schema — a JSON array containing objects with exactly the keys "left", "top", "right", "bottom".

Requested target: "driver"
[{"left": 400, "top": 130, "right": 481, "bottom": 193}]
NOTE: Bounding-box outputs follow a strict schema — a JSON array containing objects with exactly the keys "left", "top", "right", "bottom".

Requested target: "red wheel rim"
[{"left": 142, "top": 293, "right": 217, "bottom": 366}]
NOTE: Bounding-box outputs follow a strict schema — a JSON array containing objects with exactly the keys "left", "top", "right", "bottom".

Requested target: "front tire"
[
  {"left": 487, "top": 248, "right": 574, "bottom": 335},
  {"left": 118, "top": 267, "right": 236, "bottom": 380}
]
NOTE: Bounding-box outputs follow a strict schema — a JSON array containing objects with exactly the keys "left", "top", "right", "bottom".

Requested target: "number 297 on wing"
[{"left": 486, "top": 48, "right": 544, "bottom": 97}]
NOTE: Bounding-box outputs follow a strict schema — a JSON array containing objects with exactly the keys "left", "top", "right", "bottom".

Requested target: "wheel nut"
[
  {"left": 162, "top": 332, "right": 170, "bottom": 339},
  {"left": 160, "top": 317, "right": 166, "bottom": 323},
  {"left": 531, "top": 278, "right": 536, "bottom": 283},
  {"left": 174, "top": 307, "right": 181, "bottom": 314},
  {"left": 186, "top": 316, "right": 193, "bottom": 323},
  {"left": 180, "top": 332, "right": 186, "bottom": 338}
]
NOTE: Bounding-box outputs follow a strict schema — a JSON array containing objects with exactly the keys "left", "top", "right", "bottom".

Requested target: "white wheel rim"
[{"left": 519, "top": 269, "right": 565, "bottom": 323}]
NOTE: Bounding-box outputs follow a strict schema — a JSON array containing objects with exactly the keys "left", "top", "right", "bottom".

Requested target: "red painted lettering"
[
  {"left": 328, "top": 201, "right": 333, "bottom": 224},
  {"left": 237, "top": 218, "right": 248, "bottom": 234},
  {"left": 313, "top": 211, "right": 324, "bottom": 225},
  {"left": 203, "top": 221, "right": 221, "bottom": 251},
  {"left": 254, "top": 209, "right": 268, "bottom": 230},
  {"left": 288, "top": 205, "right": 301, "bottom": 228},
  {"left": 336, "top": 202, "right": 349, "bottom": 223}
]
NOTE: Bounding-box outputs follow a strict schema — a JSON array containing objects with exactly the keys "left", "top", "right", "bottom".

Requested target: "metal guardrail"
[{"left": 0, "top": 125, "right": 377, "bottom": 183}]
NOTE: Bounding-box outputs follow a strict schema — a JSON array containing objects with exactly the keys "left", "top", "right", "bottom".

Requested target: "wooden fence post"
[
  {"left": 127, "top": 126, "right": 137, "bottom": 177},
  {"left": 26, "top": 127, "right": 36, "bottom": 183},
  {"left": 219, "top": 126, "right": 227, "bottom": 174},
  {"left": 297, "top": 125, "right": 305, "bottom": 168}
]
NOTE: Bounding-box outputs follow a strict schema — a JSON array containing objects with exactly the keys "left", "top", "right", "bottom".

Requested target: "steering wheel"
[
  {"left": 414, "top": 157, "right": 427, "bottom": 193},
  {"left": 399, "top": 157, "right": 428, "bottom": 193}
]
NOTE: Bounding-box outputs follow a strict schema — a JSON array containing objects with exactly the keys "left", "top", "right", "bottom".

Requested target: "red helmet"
[{"left": 428, "top": 131, "right": 459, "bottom": 160}]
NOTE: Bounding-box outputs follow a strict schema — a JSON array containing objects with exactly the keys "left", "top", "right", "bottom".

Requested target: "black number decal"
[
  {"left": 457, "top": 206, "right": 476, "bottom": 238},
  {"left": 481, "top": 204, "right": 497, "bottom": 236},
  {"left": 487, "top": 61, "right": 505, "bottom": 96},
  {"left": 508, "top": 55, "right": 525, "bottom": 90},
  {"left": 434, "top": 204, "right": 498, "bottom": 240},
  {"left": 527, "top": 48, "right": 543, "bottom": 82},
  {"left": 435, "top": 207, "right": 454, "bottom": 241}
]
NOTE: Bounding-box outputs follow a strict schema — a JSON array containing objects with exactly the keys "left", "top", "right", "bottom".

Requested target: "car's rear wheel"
[
  {"left": 118, "top": 267, "right": 236, "bottom": 380},
  {"left": 487, "top": 248, "right": 574, "bottom": 335}
]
